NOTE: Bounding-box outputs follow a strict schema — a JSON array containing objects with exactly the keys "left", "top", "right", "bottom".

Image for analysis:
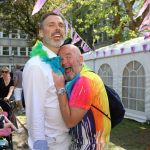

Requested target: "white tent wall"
[{"left": 83, "top": 37, "right": 150, "bottom": 123}]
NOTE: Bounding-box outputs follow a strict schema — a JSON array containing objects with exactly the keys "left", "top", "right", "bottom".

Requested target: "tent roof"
[{"left": 83, "top": 37, "right": 150, "bottom": 60}]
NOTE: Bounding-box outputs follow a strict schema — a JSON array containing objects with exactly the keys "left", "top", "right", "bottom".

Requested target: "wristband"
[{"left": 57, "top": 87, "right": 66, "bottom": 95}]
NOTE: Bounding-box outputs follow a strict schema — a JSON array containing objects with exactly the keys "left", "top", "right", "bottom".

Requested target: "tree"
[{"left": 63, "top": 0, "right": 147, "bottom": 47}]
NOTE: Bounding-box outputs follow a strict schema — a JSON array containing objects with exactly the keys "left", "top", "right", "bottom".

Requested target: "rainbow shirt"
[{"left": 66, "top": 64, "right": 111, "bottom": 150}]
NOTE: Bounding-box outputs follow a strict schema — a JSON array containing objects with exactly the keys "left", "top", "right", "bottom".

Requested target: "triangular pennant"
[
  {"left": 32, "top": 0, "right": 47, "bottom": 16},
  {"left": 52, "top": 9, "right": 60, "bottom": 15},
  {"left": 64, "top": 20, "right": 69, "bottom": 36},
  {"left": 136, "top": 0, "right": 150, "bottom": 18},
  {"left": 72, "top": 33, "right": 81, "bottom": 44}
]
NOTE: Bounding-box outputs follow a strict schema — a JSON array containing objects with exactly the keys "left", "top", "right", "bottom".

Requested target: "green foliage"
[
  {"left": 63, "top": 0, "right": 145, "bottom": 47},
  {"left": 0, "top": 0, "right": 146, "bottom": 48}
]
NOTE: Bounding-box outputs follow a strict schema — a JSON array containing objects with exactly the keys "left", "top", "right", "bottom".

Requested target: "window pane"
[
  {"left": 122, "top": 98, "right": 128, "bottom": 108},
  {"left": 137, "top": 77, "right": 145, "bottom": 88},
  {"left": 20, "top": 31, "right": 27, "bottom": 39},
  {"left": 28, "top": 47, "right": 32, "bottom": 56},
  {"left": 130, "top": 76, "right": 137, "bottom": 87},
  {"left": 122, "top": 87, "right": 128, "bottom": 97},
  {"left": 134, "top": 61, "right": 141, "bottom": 71},
  {"left": 127, "top": 62, "right": 133, "bottom": 70},
  {"left": 122, "top": 77, "right": 128, "bottom": 86},
  {"left": 130, "top": 88, "right": 136, "bottom": 98},
  {"left": 137, "top": 88, "right": 145, "bottom": 99},
  {"left": 12, "top": 47, "right": 18, "bottom": 56},
  {"left": 98, "top": 64, "right": 113, "bottom": 87},
  {"left": 20, "top": 47, "right": 26, "bottom": 56},
  {"left": 129, "top": 99, "right": 136, "bottom": 110},
  {"left": 137, "top": 67, "right": 144, "bottom": 76},
  {"left": 123, "top": 68, "right": 129, "bottom": 76},
  {"left": 137, "top": 100, "right": 145, "bottom": 112},
  {"left": 3, "top": 31, "right": 9, "bottom": 38},
  {"left": 3, "top": 47, "right": 9, "bottom": 55},
  {"left": 11, "top": 30, "right": 18, "bottom": 39}
]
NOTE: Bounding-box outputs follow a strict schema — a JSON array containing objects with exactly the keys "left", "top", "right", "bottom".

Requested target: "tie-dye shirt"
[{"left": 66, "top": 64, "right": 111, "bottom": 150}]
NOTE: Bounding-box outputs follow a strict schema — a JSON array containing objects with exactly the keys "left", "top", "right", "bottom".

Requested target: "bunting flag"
[
  {"left": 32, "top": 0, "right": 47, "bottom": 16},
  {"left": 81, "top": 41, "right": 85, "bottom": 48},
  {"left": 52, "top": 8, "right": 60, "bottom": 15},
  {"left": 137, "top": 0, "right": 150, "bottom": 39},
  {"left": 72, "top": 33, "right": 81, "bottom": 44},
  {"left": 139, "top": 12, "right": 150, "bottom": 31},
  {"left": 70, "top": 26, "right": 74, "bottom": 38},
  {"left": 64, "top": 20, "right": 69, "bottom": 36},
  {"left": 139, "top": 12, "right": 150, "bottom": 38},
  {"left": 136, "top": 0, "right": 150, "bottom": 18}
]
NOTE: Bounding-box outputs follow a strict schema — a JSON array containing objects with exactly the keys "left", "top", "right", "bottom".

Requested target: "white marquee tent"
[{"left": 83, "top": 37, "right": 150, "bottom": 123}]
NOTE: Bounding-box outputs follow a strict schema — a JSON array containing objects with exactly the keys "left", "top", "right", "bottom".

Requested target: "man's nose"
[
  {"left": 61, "top": 59, "right": 67, "bottom": 66},
  {"left": 55, "top": 24, "right": 61, "bottom": 30}
]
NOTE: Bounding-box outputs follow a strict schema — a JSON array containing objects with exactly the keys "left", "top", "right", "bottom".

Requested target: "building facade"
[{"left": 0, "top": 29, "right": 30, "bottom": 71}]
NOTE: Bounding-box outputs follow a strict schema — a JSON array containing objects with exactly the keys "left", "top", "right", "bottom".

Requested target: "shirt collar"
[
  {"left": 80, "top": 63, "right": 92, "bottom": 74},
  {"left": 42, "top": 45, "right": 57, "bottom": 58}
]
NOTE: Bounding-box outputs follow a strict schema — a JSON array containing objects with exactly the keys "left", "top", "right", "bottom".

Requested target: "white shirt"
[{"left": 22, "top": 45, "right": 69, "bottom": 149}]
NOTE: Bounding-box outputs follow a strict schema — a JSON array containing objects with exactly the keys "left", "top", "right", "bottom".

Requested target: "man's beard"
[
  {"left": 64, "top": 72, "right": 76, "bottom": 81},
  {"left": 43, "top": 35, "right": 64, "bottom": 48}
]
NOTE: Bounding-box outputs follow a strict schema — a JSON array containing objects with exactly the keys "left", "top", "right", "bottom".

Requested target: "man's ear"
[
  {"left": 80, "top": 55, "right": 84, "bottom": 65},
  {"left": 39, "top": 29, "right": 43, "bottom": 38}
]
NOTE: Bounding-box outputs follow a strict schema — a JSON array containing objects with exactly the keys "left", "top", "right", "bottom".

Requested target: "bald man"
[{"left": 53, "top": 44, "right": 111, "bottom": 150}]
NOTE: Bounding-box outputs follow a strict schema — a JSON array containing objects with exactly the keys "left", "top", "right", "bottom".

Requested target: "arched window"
[
  {"left": 98, "top": 64, "right": 113, "bottom": 87},
  {"left": 122, "top": 61, "right": 145, "bottom": 112}
]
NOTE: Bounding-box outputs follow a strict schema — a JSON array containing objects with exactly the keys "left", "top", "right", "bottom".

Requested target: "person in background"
[
  {"left": 0, "top": 66, "right": 14, "bottom": 102},
  {"left": 53, "top": 44, "right": 111, "bottom": 150},
  {"left": 13, "top": 64, "right": 24, "bottom": 114},
  {"left": 20, "top": 67, "right": 25, "bottom": 109},
  {"left": 22, "top": 12, "right": 70, "bottom": 150},
  {"left": 0, "top": 106, "right": 22, "bottom": 133},
  {"left": 0, "top": 69, "right": 2, "bottom": 77}
]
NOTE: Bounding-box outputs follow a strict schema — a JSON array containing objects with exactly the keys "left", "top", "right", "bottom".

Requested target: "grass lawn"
[
  {"left": 109, "top": 118, "right": 150, "bottom": 150},
  {"left": 17, "top": 115, "right": 150, "bottom": 150}
]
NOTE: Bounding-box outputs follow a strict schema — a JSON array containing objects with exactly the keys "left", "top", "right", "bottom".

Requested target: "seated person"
[{"left": 0, "top": 107, "right": 22, "bottom": 133}]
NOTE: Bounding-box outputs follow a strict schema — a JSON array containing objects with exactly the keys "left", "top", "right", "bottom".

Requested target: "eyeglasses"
[{"left": 2, "top": 71, "right": 9, "bottom": 73}]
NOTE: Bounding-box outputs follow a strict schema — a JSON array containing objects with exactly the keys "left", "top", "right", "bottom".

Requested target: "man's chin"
[
  {"left": 65, "top": 74, "right": 76, "bottom": 81},
  {"left": 53, "top": 40, "right": 64, "bottom": 47}
]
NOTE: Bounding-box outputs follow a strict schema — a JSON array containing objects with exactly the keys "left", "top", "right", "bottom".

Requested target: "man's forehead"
[
  {"left": 60, "top": 51, "right": 72, "bottom": 56},
  {"left": 45, "top": 15, "right": 63, "bottom": 22}
]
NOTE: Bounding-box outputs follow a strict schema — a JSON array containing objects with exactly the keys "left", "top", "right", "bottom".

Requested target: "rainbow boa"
[{"left": 30, "top": 41, "right": 64, "bottom": 74}]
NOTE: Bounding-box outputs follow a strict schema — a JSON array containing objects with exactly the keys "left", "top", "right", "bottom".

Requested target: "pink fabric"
[
  {"left": 69, "top": 77, "right": 92, "bottom": 109},
  {"left": 0, "top": 112, "right": 8, "bottom": 117},
  {"left": 0, "top": 128, "right": 11, "bottom": 137},
  {"left": 0, "top": 111, "right": 11, "bottom": 137}
]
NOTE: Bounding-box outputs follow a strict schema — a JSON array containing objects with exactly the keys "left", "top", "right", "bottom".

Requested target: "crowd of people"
[
  {"left": 22, "top": 12, "right": 111, "bottom": 150},
  {"left": 0, "top": 65, "right": 25, "bottom": 114},
  {"left": 0, "top": 65, "right": 25, "bottom": 138}
]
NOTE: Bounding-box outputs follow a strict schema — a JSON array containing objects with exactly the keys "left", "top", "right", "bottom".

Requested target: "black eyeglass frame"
[{"left": 1, "top": 71, "right": 9, "bottom": 73}]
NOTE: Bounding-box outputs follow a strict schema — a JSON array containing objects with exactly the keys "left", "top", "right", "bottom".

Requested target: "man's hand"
[{"left": 52, "top": 72, "right": 65, "bottom": 90}]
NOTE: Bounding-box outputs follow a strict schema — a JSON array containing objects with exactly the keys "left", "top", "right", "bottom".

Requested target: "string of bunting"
[
  {"left": 31, "top": 0, "right": 92, "bottom": 52},
  {"left": 95, "top": 38, "right": 150, "bottom": 58}
]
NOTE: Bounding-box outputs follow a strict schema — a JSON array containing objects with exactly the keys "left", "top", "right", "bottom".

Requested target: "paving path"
[{"left": 12, "top": 116, "right": 29, "bottom": 150}]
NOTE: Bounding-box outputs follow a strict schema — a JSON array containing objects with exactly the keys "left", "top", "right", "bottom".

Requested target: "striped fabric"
[{"left": 67, "top": 64, "right": 111, "bottom": 150}]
